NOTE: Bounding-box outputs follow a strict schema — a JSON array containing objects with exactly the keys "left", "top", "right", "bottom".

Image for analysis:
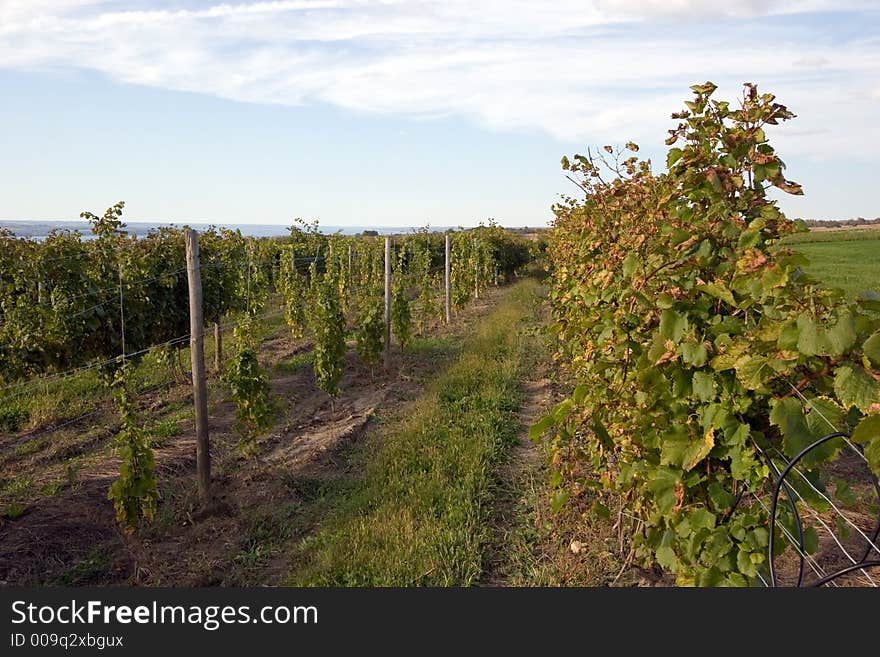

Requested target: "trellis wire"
[
  {"left": 751, "top": 492, "right": 836, "bottom": 586},
  {"left": 764, "top": 430, "right": 880, "bottom": 587},
  {"left": 758, "top": 444, "right": 878, "bottom": 587},
  {"left": 5, "top": 377, "right": 180, "bottom": 445},
  {"left": 0, "top": 254, "right": 297, "bottom": 356},
  {"left": 789, "top": 379, "right": 880, "bottom": 559},
  {"left": 768, "top": 445, "right": 880, "bottom": 558}
]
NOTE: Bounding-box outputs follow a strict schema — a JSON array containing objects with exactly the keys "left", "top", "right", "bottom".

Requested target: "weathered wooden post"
[
  {"left": 185, "top": 228, "right": 211, "bottom": 507},
  {"left": 384, "top": 236, "right": 392, "bottom": 367},
  {"left": 444, "top": 233, "right": 451, "bottom": 324}
]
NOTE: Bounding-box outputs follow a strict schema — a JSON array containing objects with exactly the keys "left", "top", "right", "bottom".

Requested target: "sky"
[{"left": 0, "top": 1, "right": 878, "bottom": 228}]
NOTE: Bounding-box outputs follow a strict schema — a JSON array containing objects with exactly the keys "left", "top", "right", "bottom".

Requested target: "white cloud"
[
  {"left": 593, "top": 0, "right": 868, "bottom": 20},
  {"left": 0, "top": 0, "right": 878, "bottom": 160}
]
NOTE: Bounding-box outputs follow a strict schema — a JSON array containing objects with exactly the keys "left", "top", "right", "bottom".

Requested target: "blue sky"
[{"left": 1, "top": 1, "right": 878, "bottom": 228}]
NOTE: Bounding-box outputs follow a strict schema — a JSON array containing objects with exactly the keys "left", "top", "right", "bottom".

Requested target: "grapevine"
[
  {"left": 242, "top": 238, "right": 270, "bottom": 316},
  {"left": 279, "top": 245, "right": 307, "bottom": 339},
  {"left": 537, "top": 82, "right": 880, "bottom": 585},
  {"left": 411, "top": 230, "right": 437, "bottom": 334},
  {"left": 355, "top": 285, "right": 385, "bottom": 369},
  {"left": 309, "top": 262, "right": 347, "bottom": 398},
  {"left": 391, "top": 247, "right": 413, "bottom": 350},
  {"left": 450, "top": 231, "right": 472, "bottom": 308},
  {"left": 201, "top": 227, "right": 249, "bottom": 367},
  {"left": 107, "top": 362, "right": 159, "bottom": 531},
  {"left": 0, "top": 211, "right": 535, "bottom": 527},
  {"left": 224, "top": 313, "right": 274, "bottom": 455}
]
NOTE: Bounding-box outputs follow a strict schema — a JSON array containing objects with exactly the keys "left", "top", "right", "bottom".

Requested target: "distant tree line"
[{"left": 802, "top": 216, "right": 880, "bottom": 228}]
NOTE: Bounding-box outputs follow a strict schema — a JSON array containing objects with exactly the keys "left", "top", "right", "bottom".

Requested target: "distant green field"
[{"left": 780, "top": 228, "right": 880, "bottom": 300}]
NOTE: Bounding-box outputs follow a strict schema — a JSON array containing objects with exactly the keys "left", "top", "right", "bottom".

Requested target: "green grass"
[
  {"left": 0, "top": 295, "right": 292, "bottom": 439},
  {"left": 780, "top": 228, "right": 880, "bottom": 301},
  {"left": 233, "top": 506, "right": 298, "bottom": 571},
  {"left": 0, "top": 476, "right": 35, "bottom": 518},
  {"left": 274, "top": 350, "right": 314, "bottom": 374},
  {"left": 288, "top": 279, "right": 542, "bottom": 586},
  {"left": 146, "top": 417, "right": 183, "bottom": 447},
  {"left": 52, "top": 547, "right": 113, "bottom": 586},
  {"left": 0, "top": 297, "right": 291, "bottom": 454}
]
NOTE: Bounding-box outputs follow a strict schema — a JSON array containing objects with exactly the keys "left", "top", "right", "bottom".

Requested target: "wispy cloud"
[{"left": 1, "top": 0, "right": 878, "bottom": 158}]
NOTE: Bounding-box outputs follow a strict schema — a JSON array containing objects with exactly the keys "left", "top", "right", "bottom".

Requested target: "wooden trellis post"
[{"left": 185, "top": 228, "right": 211, "bottom": 507}]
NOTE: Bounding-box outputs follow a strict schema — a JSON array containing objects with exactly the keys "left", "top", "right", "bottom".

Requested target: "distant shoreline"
[{"left": 0, "top": 221, "right": 466, "bottom": 240}]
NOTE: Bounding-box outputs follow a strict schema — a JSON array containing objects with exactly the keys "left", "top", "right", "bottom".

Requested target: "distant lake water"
[{"left": 0, "top": 221, "right": 454, "bottom": 240}]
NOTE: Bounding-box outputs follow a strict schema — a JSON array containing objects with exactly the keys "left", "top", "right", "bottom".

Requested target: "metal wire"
[
  {"left": 788, "top": 382, "right": 869, "bottom": 461},
  {"left": 765, "top": 430, "right": 880, "bottom": 587},
  {"left": 762, "top": 446, "right": 878, "bottom": 587},
  {"left": 768, "top": 445, "right": 880, "bottom": 560},
  {"left": 6, "top": 378, "right": 179, "bottom": 445},
  {"left": 751, "top": 493, "right": 837, "bottom": 586},
  {"left": 0, "top": 334, "right": 192, "bottom": 395}
]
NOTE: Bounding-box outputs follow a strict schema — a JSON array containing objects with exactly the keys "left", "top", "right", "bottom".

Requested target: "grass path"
[{"left": 288, "top": 278, "right": 548, "bottom": 585}]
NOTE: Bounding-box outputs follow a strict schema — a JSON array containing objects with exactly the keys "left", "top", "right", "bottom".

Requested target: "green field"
[{"left": 780, "top": 228, "right": 880, "bottom": 300}]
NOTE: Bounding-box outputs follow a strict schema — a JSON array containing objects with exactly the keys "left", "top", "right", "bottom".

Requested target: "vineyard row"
[
  {"left": 0, "top": 205, "right": 539, "bottom": 528},
  {"left": 536, "top": 82, "right": 880, "bottom": 586}
]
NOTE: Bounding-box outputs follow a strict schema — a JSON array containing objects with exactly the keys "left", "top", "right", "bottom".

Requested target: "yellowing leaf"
[
  {"left": 834, "top": 365, "right": 879, "bottom": 412},
  {"left": 683, "top": 429, "right": 715, "bottom": 472}
]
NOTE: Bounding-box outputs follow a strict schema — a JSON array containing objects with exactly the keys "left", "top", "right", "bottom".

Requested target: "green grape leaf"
[
  {"left": 826, "top": 312, "right": 856, "bottom": 355},
  {"left": 648, "top": 469, "right": 680, "bottom": 514},
  {"left": 682, "top": 429, "right": 715, "bottom": 472},
  {"left": 737, "top": 549, "right": 757, "bottom": 577},
  {"left": 770, "top": 397, "right": 816, "bottom": 460},
  {"left": 681, "top": 341, "right": 708, "bottom": 367},
  {"left": 852, "top": 413, "right": 880, "bottom": 445},
  {"left": 707, "top": 482, "right": 735, "bottom": 513},
  {"left": 734, "top": 355, "right": 772, "bottom": 390},
  {"left": 550, "top": 489, "right": 570, "bottom": 514},
  {"left": 796, "top": 314, "right": 825, "bottom": 356},
  {"left": 692, "top": 371, "right": 716, "bottom": 401},
  {"left": 803, "top": 396, "right": 845, "bottom": 437},
  {"left": 592, "top": 418, "right": 615, "bottom": 450},
  {"left": 852, "top": 414, "right": 880, "bottom": 477},
  {"left": 833, "top": 365, "right": 878, "bottom": 412},
  {"left": 863, "top": 331, "right": 880, "bottom": 367},
  {"left": 622, "top": 252, "right": 640, "bottom": 278},
  {"left": 804, "top": 526, "right": 819, "bottom": 555},
  {"left": 699, "top": 281, "right": 736, "bottom": 306},
  {"left": 690, "top": 507, "right": 716, "bottom": 531},
  {"left": 710, "top": 340, "right": 748, "bottom": 372},
  {"left": 660, "top": 309, "right": 687, "bottom": 343},
  {"left": 656, "top": 546, "right": 677, "bottom": 570},
  {"left": 865, "top": 439, "right": 880, "bottom": 479},
  {"left": 660, "top": 430, "right": 689, "bottom": 468},
  {"left": 831, "top": 477, "right": 858, "bottom": 507},
  {"left": 777, "top": 320, "right": 799, "bottom": 351},
  {"left": 591, "top": 500, "right": 611, "bottom": 520},
  {"left": 527, "top": 407, "right": 556, "bottom": 445}
]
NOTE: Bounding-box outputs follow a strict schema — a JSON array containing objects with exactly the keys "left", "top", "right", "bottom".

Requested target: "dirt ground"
[{"left": 0, "top": 287, "right": 508, "bottom": 586}]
